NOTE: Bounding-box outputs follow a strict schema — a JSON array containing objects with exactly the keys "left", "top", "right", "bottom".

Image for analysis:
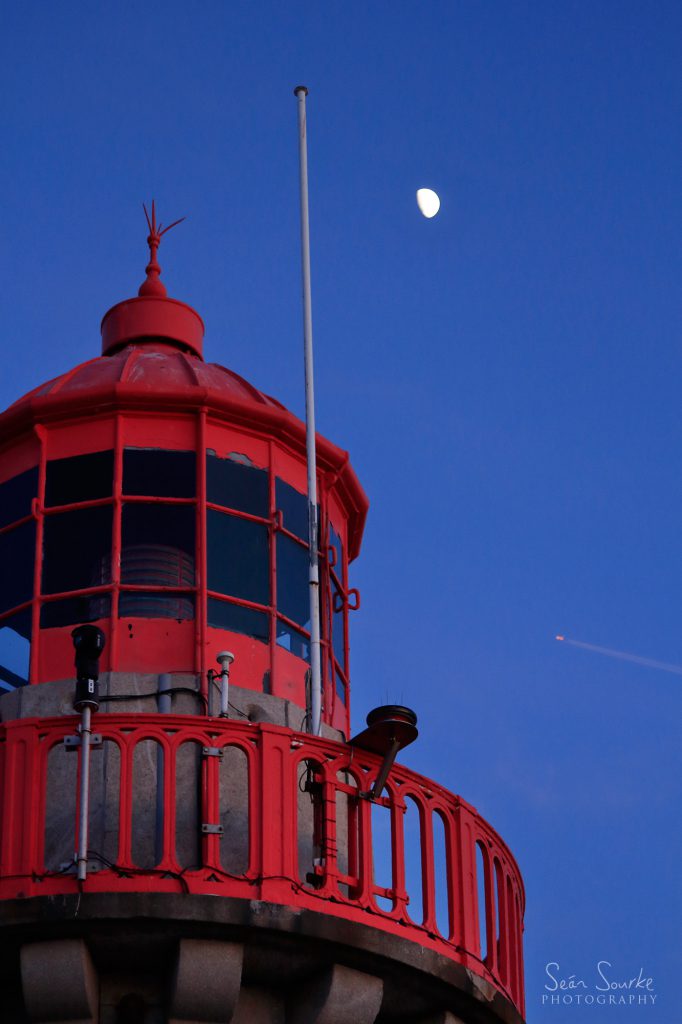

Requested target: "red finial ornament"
[{"left": 138, "top": 200, "right": 185, "bottom": 298}]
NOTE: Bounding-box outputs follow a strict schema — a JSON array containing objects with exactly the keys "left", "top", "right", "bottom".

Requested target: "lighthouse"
[{"left": 0, "top": 212, "right": 526, "bottom": 1024}]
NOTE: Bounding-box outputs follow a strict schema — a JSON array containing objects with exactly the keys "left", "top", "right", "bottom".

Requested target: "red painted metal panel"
[
  {"left": 389, "top": 787, "right": 408, "bottom": 920},
  {"left": 45, "top": 419, "right": 116, "bottom": 460},
  {"left": 455, "top": 804, "right": 480, "bottom": 965},
  {"left": 206, "top": 421, "right": 271, "bottom": 468},
  {"left": 122, "top": 411, "right": 197, "bottom": 452}
]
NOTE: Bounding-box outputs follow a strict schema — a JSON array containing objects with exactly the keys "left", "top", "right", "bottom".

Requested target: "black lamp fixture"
[
  {"left": 349, "top": 705, "right": 418, "bottom": 800},
  {"left": 71, "top": 624, "right": 106, "bottom": 712}
]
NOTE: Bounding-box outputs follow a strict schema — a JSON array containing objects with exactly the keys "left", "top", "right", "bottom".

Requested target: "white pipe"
[
  {"left": 76, "top": 705, "right": 92, "bottom": 882},
  {"left": 217, "top": 651, "right": 234, "bottom": 717},
  {"left": 294, "top": 84, "right": 323, "bottom": 737}
]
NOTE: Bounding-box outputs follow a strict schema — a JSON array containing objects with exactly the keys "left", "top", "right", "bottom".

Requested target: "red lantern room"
[
  {"left": 0, "top": 205, "right": 366, "bottom": 738},
  {"left": 0, "top": 209, "right": 526, "bottom": 1024}
]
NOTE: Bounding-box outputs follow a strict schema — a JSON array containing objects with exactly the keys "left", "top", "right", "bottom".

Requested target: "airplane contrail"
[{"left": 555, "top": 635, "right": 682, "bottom": 677}]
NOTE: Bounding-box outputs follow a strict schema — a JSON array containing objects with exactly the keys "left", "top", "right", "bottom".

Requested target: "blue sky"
[{"left": 2, "top": 3, "right": 681, "bottom": 1021}]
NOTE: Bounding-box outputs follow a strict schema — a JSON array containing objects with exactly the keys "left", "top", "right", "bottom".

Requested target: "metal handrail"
[{"left": 0, "top": 714, "right": 525, "bottom": 1016}]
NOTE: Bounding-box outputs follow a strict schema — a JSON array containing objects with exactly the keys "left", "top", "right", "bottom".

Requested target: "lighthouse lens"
[{"left": 121, "top": 504, "right": 195, "bottom": 583}]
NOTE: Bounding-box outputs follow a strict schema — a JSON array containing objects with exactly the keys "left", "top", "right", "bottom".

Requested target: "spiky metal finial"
[{"left": 138, "top": 200, "right": 186, "bottom": 298}]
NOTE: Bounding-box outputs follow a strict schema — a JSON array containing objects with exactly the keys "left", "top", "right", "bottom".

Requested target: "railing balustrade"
[{"left": 0, "top": 714, "right": 524, "bottom": 1016}]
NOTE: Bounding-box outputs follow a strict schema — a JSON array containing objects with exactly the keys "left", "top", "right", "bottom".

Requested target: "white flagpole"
[{"left": 294, "top": 85, "right": 323, "bottom": 736}]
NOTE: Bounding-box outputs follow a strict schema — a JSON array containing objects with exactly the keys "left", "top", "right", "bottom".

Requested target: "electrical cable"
[
  {"left": 85, "top": 849, "right": 191, "bottom": 894},
  {"left": 99, "top": 688, "right": 208, "bottom": 713},
  {"left": 207, "top": 672, "right": 250, "bottom": 719}
]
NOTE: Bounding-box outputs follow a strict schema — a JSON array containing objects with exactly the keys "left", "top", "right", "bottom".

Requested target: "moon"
[{"left": 416, "top": 188, "right": 440, "bottom": 218}]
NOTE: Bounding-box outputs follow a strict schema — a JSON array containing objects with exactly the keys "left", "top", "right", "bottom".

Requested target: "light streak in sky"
[{"left": 555, "top": 635, "right": 682, "bottom": 677}]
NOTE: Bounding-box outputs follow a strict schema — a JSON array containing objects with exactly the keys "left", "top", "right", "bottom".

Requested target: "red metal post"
[{"left": 28, "top": 425, "right": 46, "bottom": 684}]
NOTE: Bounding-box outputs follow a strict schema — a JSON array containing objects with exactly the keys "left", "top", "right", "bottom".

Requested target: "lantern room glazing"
[{"left": 0, "top": 395, "right": 361, "bottom": 735}]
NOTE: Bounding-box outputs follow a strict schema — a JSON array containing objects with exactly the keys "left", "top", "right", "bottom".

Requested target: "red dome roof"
[{"left": 7, "top": 344, "right": 286, "bottom": 412}]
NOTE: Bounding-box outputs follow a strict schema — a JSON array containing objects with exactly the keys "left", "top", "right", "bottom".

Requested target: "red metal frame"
[
  {"left": 0, "top": 715, "right": 525, "bottom": 1017},
  {"left": 0, "top": 416, "right": 354, "bottom": 734}
]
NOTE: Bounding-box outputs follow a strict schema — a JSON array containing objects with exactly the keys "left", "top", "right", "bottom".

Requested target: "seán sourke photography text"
[{"left": 541, "top": 960, "right": 657, "bottom": 1010}]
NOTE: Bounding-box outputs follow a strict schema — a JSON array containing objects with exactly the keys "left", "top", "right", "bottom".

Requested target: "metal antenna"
[
  {"left": 294, "top": 86, "right": 323, "bottom": 736},
  {"left": 139, "top": 199, "right": 186, "bottom": 297}
]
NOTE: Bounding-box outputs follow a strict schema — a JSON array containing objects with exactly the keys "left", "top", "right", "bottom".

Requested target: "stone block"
[
  {"left": 169, "top": 939, "right": 243, "bottom": 1024},
  {"left": 289, "top": 964, "right": 383, "bottom": 1024},
  {"left": 20, "top": 938, "right": 99, "bottom": 1023},
  {"left": 231, "top": 987, "right": 284, "bottom": 1024}
]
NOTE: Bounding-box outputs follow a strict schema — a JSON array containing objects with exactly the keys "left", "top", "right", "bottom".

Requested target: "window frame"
[{"left": 0, "top": 421, "right": 351, "bottom": 728}]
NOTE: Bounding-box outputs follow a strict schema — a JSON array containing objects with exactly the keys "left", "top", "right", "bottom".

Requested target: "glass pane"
[
  {"left": 332, "top": 582, "right": 345, "bottom": 669},
  {"left": 123, "top": 448, "right": 196, "bottom": 498},
  {"left": 45, "top": 450, "right": 114, "bottom": 507},
  {"left": 276, "top": 534, "right": 309, "bottom": 627},
  {"left": 276, "top": 621, "right": 310, "bottom": 662},
  {"left": 41, "top": 594, "right": 112, "bottom": 628},
  {"left": 335, "top": 670, "right": 346, "bottom": 704},
  {"left": 42, "top": 506, "right": 113, "bottom": 595},
  {"left": 207, "top": 510, "right": 269, "bottom": 605},
  {"left": 207, "top": 453, "right": 269, "bottom": 516},
  {"left": 0, "top": 520, "right": 35, "bottom": 614},
  {"left": 0, "top": 467, "right": 38, "bottom": 529},
  {"left": 0, "top": 609, "right": 32, "bottom": 690},
  {"left": 275, "top": 478, "right": 309, "bottom": 540},
  {"left": 329, "top": 522, "right": 343, "bottom": 576},
  {"left": 207, "top": 598, "right": 269, "bottom": 642},
  {"left": 121, "top": 504, "right": 195, "bottom": 585},
  {"left": 119, "top": 592, "right": 194, "bottom": 620}
]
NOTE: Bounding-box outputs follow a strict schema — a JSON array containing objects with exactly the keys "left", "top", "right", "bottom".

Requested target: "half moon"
[{"left": 416, "top": 188, "right": 440, "bottom": 218}]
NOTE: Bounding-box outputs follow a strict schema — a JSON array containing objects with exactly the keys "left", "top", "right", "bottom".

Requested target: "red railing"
[{"left": 0, "top": 715, "right": 525, "bottom": 1016}]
